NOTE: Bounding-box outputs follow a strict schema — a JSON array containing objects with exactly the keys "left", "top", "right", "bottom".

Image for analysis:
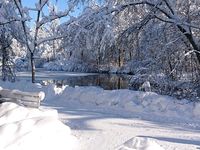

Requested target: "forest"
[{"left": 0, "top": 0, "right": 200, "bottom": 101}]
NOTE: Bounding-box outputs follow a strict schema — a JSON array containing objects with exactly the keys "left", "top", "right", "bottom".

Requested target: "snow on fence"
[{"left": 0, "top": 87, "right": 45, "bottom": 108}]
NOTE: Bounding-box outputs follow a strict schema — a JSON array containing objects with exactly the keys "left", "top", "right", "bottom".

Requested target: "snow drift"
[
  {"left": 48, "top": 85, "right": 198, "bottom": 119},
  {"left": 0, "top": 102, "right": 77, "bottom": 150},
  {"left": 1, "top": 80, "right": 200, "bottom": 121}
]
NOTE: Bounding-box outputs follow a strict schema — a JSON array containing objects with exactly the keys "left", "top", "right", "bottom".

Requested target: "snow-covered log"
[{"left": 0, "top": 87, "right": 45, "bottom": 108}]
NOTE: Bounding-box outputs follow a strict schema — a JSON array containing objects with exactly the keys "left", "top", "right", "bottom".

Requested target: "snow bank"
[
  {"left": 0, "top": 80, "right": 199, "bottom": 120},
  {"left": 116, "top": 137, "right": 164, "bottom": 150},
  {"left": 0, "top": 102, "right": 77, "bottom": 150},
  {"left": 51, "top": 86, "right": 196, "bottom": 119}
]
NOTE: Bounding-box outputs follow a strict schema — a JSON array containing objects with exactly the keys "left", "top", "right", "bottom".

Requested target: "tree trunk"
[
  {"left": 118, "top": 48, "right": 121, "bottom": 67},
  {"left": 184, "top": 33, "right": 200, "bottom": 63},
  {"left": 177, "top": 25, "right": 200, "bottom": 64},
  {"left": 53, "top": 40, "right": 56, "bottom": 60},
  {"left": 30, "top": 52, "right": 35, "bottom": 83},
  {"left": 2, "top": 47, "right": 6, "bottom": 81}
]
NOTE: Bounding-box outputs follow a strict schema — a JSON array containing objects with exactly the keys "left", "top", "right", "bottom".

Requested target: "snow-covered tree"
[
  {"left": 39, "top": 3, "right": 61, "bottom": 62},
  {"left": 0, "top": 0, "right": 22, "bottom": 81},
  {"left": 110, "top": 0, "right": 200, "bottom": 98},
  {"left": 55, "top": 0, "right": 200, "bottom": 99},
  {"left": 12, "top": 0, "right": 86, "bottom": 82},
  {"left": 58, "top": 5, "right": 115, "bottom": 71}
]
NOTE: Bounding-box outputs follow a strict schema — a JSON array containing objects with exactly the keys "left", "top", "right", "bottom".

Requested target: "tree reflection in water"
[{"left": 44, "top": 74, "right": 131, "bottom": 90}]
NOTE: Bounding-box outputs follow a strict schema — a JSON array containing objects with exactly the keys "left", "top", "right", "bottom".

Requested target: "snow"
[
  {"left": 117, "top": 137, "right": 165, "bottom": 150},
  {"left": 1, "top": 80, "right": 200, "bottom": 150},
  {"left": 16, "top": 70, "right": 97, "bottom": 78},
  {"left": 43, "top": 85, "right": 197, "bottom": 119},
  {"left": 0, "top": 102, "right": 77, "bottom": 150}
]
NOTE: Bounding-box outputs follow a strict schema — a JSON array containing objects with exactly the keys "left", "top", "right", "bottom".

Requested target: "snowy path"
[{"left": 45, "top": 103, "right": 200, "bottom": 150}]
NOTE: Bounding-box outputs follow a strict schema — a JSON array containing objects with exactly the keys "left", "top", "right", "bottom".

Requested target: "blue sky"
[
  {"left": 22, "top": 0, "right": 84, "bottom": 26},
  {"left": 22, "top": 0, "right": 77, "bottom": 14}
]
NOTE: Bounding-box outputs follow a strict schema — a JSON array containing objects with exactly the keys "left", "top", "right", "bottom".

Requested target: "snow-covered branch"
[
  {"left": 13, "top": 0, "right": 32, "bottom": 51},
  {"left": 35, "top": 0, "right": 48, "bottom": 11},
  {"left": 36, "top": 34, "right": 67, "bottom": 45},
  {"left": 105, "top": 0, "right": 200, "bottom": 32},
  {"left": 110, "top": 0, "right": 171, "bottom": 18},
  {"left": 37, "top": 3, "right": 76, "bottom": 28},
  {"left": 156, "top": 15, "right": 200, "bottom": 30}
]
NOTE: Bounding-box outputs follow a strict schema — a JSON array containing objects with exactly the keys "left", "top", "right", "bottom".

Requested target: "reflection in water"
[{"left": 41, "top": 74, "right": 131, "bottom": 90}]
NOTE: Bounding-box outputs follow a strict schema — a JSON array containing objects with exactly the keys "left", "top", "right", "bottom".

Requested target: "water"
[{"left": 17, "top": 71, "right": 131, "bottom": 90}]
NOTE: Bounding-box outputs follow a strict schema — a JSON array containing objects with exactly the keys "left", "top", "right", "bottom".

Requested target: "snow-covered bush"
[
  {"left": 43, "top": 61, "right": 63, "bottom": 71},
  {"left": 15, "top": 58, "right": 28, "bottom": 71},
  {"left": 130, "top": 74, "right": 200, "bottom": 101},
  {"left": 44, "top": 59, "right": 98, "bottom": 73},
  {"left": 61, "top": 60, "right": 98, "bottom": 73}
]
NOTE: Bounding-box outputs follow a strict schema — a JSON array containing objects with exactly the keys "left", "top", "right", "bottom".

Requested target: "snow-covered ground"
[
  {"left": 0, "top": 102, "right": 77, "bottom": 150},
  {"left": 1, "top": 80, "right": 200, "bottom": 150}
]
